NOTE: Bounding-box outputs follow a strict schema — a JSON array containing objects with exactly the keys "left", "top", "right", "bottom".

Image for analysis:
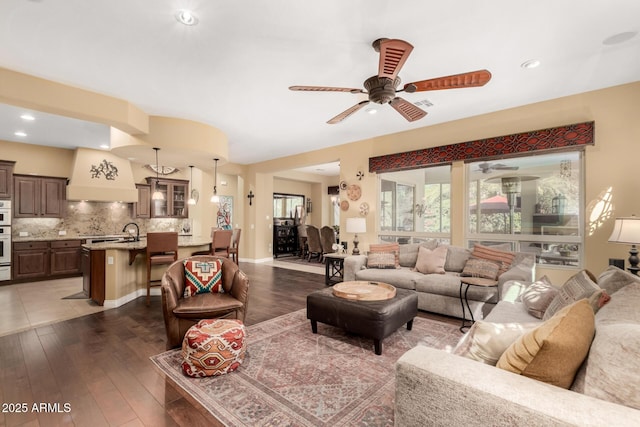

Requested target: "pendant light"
[
  {"left": 210, "top": 158, "right": 220, "bottom": 203},
  {"left": 187, "top": 165, "right": 197, "bottom": 205},
  {"left": 151, "top": 147, "right": 164, "bottom": 201}
]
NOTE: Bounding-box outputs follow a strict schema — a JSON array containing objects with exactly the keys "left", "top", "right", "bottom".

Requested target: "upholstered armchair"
[{"left": 160, "top": 256, "right": 250, "bottom": 349}]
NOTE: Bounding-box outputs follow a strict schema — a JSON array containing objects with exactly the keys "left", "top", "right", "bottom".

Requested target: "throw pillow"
[
  {"left": 454, "top": 321, "right": 537, "bottom": 365},
  {"left": 596, "top": 265, "right": 640, "bottom": 296},
  {"left": 497, "top": 299, "right": 595, "bottom": 389},
  {"left": 543, "top": 270, "right": 599, "bottom": 320},
  {"left": 414, "top": 245, "right": 448, "bottom": 274},
  {"left": 369, "top": 243, "right": 400, "bottom": 268},
  {"left": 461, "top": 257, "right": 500, "bottom": 280},
  {"left": 444, "top": 246, "right": 472, "bottom": 272},
  {"left": 471, "top": 243, "right": 516, "bottom": 276},
  {"left": 366, "top": 251, "right": 397, "bottom": 269},
  {"left": 587, "top": 289, "right": 611, "bottom": 313},
  {"left": 184, "top": 259, "right": 224, "bottom": 297},
  {"left": 521, "top": 276, "right": 557, "bottom": 319}
]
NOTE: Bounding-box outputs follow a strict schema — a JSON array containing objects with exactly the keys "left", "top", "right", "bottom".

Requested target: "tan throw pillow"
[
  {"left": 521, "top": 276, "right": 558, "bottom": 319},
  {"left": 461, "top": 257, "right": 500, "bottom": 280},
  {"left": 454, "top": 321, "right": 537, "bottom": 365},
  {"left": 414, "top": 245, "right": 447, "bottom": 274},
  {"left": 471, "top": 244, "right": 516, "bottom": 276},
  {"left": 366, "top": 251, "right": 396, "bottom": 269},
  {"left": 497, "top": 299, "right": 595, "bottom": 389},
  {"left": 369, "top": 243, "right": 400, "bottom": 268},
  {"left": 543, "top": 270, "right": 599, "bottom": 320}
]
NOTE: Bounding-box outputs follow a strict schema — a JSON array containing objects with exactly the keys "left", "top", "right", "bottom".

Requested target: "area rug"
[{"left": 151, "top": 309, "right": 460, "bottom": 426}]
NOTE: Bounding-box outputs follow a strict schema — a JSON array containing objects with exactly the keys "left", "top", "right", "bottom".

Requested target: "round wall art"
[
  {"left": 340, "top": 200, "right": 350, "bottom": 211},
  {"left": 347, "top": 184, "right": 362, "bottom": 201}
]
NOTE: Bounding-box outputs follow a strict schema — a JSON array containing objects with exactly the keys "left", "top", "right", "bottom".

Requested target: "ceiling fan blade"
[
  {"left": 389, "top": 97, "right": 427, "bottom": 122},
  {"left": 327, "top": 101, "right": 370, "bottom": 124},
  {"left": 289, "top": 85, "right": 365, "bottom": 94},
  {"left": 378, "top": 39, "right": 413, "bottom": 80},
  {"left": 403, "top": 69, "right": 492, "bottom": 93}
]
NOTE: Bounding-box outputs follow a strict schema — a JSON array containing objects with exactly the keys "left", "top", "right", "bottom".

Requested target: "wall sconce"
[
  {"left": 247, "top": 190, "right": 255, "bottom": 206},
  {"left": 306, "top": 197, "right": 312, "bottom": 213}
]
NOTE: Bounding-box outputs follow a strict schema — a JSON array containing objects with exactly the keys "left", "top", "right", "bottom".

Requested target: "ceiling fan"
[
  {"left": 477, "top": 162, "right": 519, "bottom": 174},
  {"left": 289, "top": 38, "right": 491, "bottom": 124}
]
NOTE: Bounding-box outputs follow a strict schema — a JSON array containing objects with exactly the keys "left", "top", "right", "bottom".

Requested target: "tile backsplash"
[{"left": 13, "top": 201, "right": 192, "bottom": 239}]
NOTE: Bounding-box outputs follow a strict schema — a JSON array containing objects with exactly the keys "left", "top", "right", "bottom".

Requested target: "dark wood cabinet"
[
  {"left": 273, "top": 224, "right": 298, "bottom": 258},
  {"left": 133, "top": 183, "right": 151, "bottom": 218},
  {"left": 82, "top": 248, "right": 105, "bottom": 305},
  {"left": 146, "top": 177, "right": 189, "bottom": 218},
  {"left": 13, "top": 239, "right": 82, "bottom": 281},
  {"left": 50, "top": 240, "right": 82, "bottom": 276},
  {"left": 13, "top": 241, "right": 49, "bottom": 280},
  {"left": 0, "top": 160, "right": 15, "bottom": 199},
  {"left": 13, "top": 174, "right": 66, "bottom": 218}
]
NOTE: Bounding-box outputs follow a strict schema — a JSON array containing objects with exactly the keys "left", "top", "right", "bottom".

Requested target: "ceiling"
[{"left": 1, "top": 1, "right": 639, "bottom": 170}]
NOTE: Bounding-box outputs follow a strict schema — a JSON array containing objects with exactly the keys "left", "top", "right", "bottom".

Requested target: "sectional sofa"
[{"left": 343, "top": 241, "right": 536, "bottom": 320}]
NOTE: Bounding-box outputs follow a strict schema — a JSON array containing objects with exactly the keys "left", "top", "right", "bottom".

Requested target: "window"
[
  {"left": 467, "top": 151, "right": 583, "bottom": 267},
  {"left": 273, "top": 193, "right": 304, "bottom": 219},
  {"left": 378, "top": 165, "right": 451, "bottom": 244}
]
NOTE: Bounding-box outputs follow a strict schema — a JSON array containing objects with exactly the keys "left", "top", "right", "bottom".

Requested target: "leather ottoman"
[{"left": 306, "top": 286, "right": 418, "bottom": 355}]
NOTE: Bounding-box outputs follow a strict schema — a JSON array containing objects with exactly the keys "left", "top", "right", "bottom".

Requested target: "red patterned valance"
[{"left": 369, "top": 121, "right": 594, "bottom": 173}]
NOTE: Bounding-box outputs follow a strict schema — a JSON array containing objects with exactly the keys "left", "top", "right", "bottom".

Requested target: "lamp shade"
[
  {"left": 346, "top": 217, "right": 366, "bottom": 233},
  {"left": 608, "top": 217, "right": 640, "bottom": 244}
]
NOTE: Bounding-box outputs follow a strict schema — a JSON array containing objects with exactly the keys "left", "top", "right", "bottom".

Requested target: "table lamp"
[
  {"left": 608, "top": 215, "right": 640, "bottom": 275},
  {"left": 346, "top": 217, "right": 366, "bottom": 255}
]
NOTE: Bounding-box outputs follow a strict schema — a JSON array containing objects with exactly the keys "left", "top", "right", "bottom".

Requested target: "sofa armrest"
[
  {"left": 395, "top": 346, "right": 639, "bottom": 427},
  {"left": 497, "top": 253, "right": 535, "bottom": 297},
  {"left": 344, "top": 255, "right": 368, "bottom": 281}
]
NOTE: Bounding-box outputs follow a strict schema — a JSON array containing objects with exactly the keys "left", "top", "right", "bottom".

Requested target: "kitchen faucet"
[{"left": 122, "top": 222, "right": 140, "bottom": 241}]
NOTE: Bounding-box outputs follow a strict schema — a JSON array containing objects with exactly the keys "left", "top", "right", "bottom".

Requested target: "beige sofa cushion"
[
  {"left": 597, "top": 265, "right": 640, "bottom": 295},
  {"left": 571, "top": 282, "right": 640, "bottom": 409},
  {"left": 454, "top": 321, "right": 537, "bottom": 365},
  {"left": 444, "top": 246, "right": 471, "bottom": 272},
  {"left": 497, "top": 299, "right": 595, "bottom": 389}
]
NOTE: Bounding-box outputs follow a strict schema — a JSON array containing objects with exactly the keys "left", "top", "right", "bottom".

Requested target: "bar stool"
[{"left": 146, "top": 232, "right": 178, "bottom": 306}]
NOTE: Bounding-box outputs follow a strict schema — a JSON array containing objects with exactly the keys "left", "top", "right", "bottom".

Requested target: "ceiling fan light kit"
[{"left": 290, "top": 38, "right": 491, "bottom": 124}]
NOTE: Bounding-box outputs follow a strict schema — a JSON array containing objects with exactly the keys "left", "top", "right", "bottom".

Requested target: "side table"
[
  {"left": 323, "top": 252, "right": 348, "bottom": 285},
  {"left": 459, "top": 277, "right": 498, "bottom": 332}
]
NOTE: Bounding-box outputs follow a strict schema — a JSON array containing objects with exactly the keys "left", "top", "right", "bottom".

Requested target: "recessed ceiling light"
[
  {"left": 603, "top": 31, "right": 638, "bottom": 45},
  {"left": 366, "top": 108, "right": 377, "bottom": 115},
  {"left": 14, "top": 131, "right": 27, "bottom": 137},
  {"left": 521, "top": 59, "right": 541, "bottom": 69},
  {"left": 99, "top": 144, "right": 109, "bottom": 149},
  {"left": 175, "top": 9, "right": 198, "bottom": 26},
  {"left": 20, "top": 114, "right": 35, "bottom": 121}
]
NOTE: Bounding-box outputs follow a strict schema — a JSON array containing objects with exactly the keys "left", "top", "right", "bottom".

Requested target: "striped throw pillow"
[{"left": 471, "top": 244, "right": 516, "bottom": 276}]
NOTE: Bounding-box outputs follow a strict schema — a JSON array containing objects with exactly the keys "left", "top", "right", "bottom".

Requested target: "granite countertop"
[
  {"left": 82, "top": 235, "right": 211, "bottom": 250},
  {"left": 12, "top": 234, "right": 194, "bottom": 243}
]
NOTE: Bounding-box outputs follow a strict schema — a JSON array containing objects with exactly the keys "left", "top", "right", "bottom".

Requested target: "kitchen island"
[{"left": 82, "top": 235, "right": 210, "bottom": 307}]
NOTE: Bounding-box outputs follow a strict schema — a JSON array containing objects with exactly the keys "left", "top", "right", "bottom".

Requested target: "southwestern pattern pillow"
[
  {"left": 461, "top": 257, "right": 500, "bottom": 280},
  {"left": 366, "top": 251, "right": 397, "bottom": 269},
  {"left": 471, "top": 244, "right": 516, "bottom": 276},
  {"left": 369, "top": 243, "right": 400, "bottom": 268},
  {"left": 184, "top": 259, "right": 224, "bottom": 297}
]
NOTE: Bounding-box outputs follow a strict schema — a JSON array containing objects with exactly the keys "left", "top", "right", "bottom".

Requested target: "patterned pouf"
[{"left": 181, "top": 318, "right": 247, "bottom": 378}]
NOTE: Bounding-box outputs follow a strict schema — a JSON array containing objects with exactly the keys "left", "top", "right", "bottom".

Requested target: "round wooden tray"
[{"left": 332, "top": 281, "right": 396, "bottom": 301}]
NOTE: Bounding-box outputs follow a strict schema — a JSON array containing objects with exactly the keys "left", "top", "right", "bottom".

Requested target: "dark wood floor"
[{"left": 0, "top": 264, "right": 458, "bottom": 427}]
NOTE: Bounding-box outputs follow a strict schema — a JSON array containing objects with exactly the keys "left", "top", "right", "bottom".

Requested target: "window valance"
[{"left": 369, "top": 121, "right": 594, "bottom": 173}]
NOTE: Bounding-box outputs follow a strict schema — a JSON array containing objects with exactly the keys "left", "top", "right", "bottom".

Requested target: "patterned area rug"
[{"left": 151, "top": 309, "right": 461, "bottom": 426}]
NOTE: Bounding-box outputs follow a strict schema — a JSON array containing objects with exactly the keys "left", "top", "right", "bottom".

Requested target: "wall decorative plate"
[
  {"left": 359, "top": 202, "right": 369, "bottom": 216},
  {"left": 340, "top": 200, "right": 349, "bottom": 211},
  {"left": 346, "top": 184, "right": 362, "bottom": 201},
  {"left": 339, "top": 180, "right": 347, "bottom": 191}
]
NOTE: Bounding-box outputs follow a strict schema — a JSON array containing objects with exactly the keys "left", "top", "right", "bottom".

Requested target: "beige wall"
[
  {"left": 246, "top": 81, "right": 640, "bottom": 283},
  {"left": 2, "top": 66, "right": 639, "bottom": 283}
]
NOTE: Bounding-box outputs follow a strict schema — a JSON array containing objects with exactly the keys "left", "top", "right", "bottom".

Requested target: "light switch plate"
[{"left": 19, "top": 231, "right": 29, "bottom": 237}]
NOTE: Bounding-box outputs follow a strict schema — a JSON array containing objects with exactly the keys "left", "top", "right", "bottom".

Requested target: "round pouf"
[{"left": 181, "top": 318, "right": 246, "bottom": 378}]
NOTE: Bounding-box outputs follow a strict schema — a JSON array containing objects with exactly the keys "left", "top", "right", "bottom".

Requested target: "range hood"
[{"left": 67, "top": 148, "right": 138, "bottom": 202}]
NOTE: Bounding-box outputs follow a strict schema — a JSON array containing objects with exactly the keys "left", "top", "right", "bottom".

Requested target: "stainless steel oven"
[{"left": 0, "top": 200, "right": 10, "bottom": 226}]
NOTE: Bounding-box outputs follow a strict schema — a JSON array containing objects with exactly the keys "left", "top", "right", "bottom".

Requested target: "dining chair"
[
  {"left": 229, "top": 228, "right": 242, "bottom": 264},
  {"left": 146, "top": 232, "right": 179, "bottom": 306}
]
